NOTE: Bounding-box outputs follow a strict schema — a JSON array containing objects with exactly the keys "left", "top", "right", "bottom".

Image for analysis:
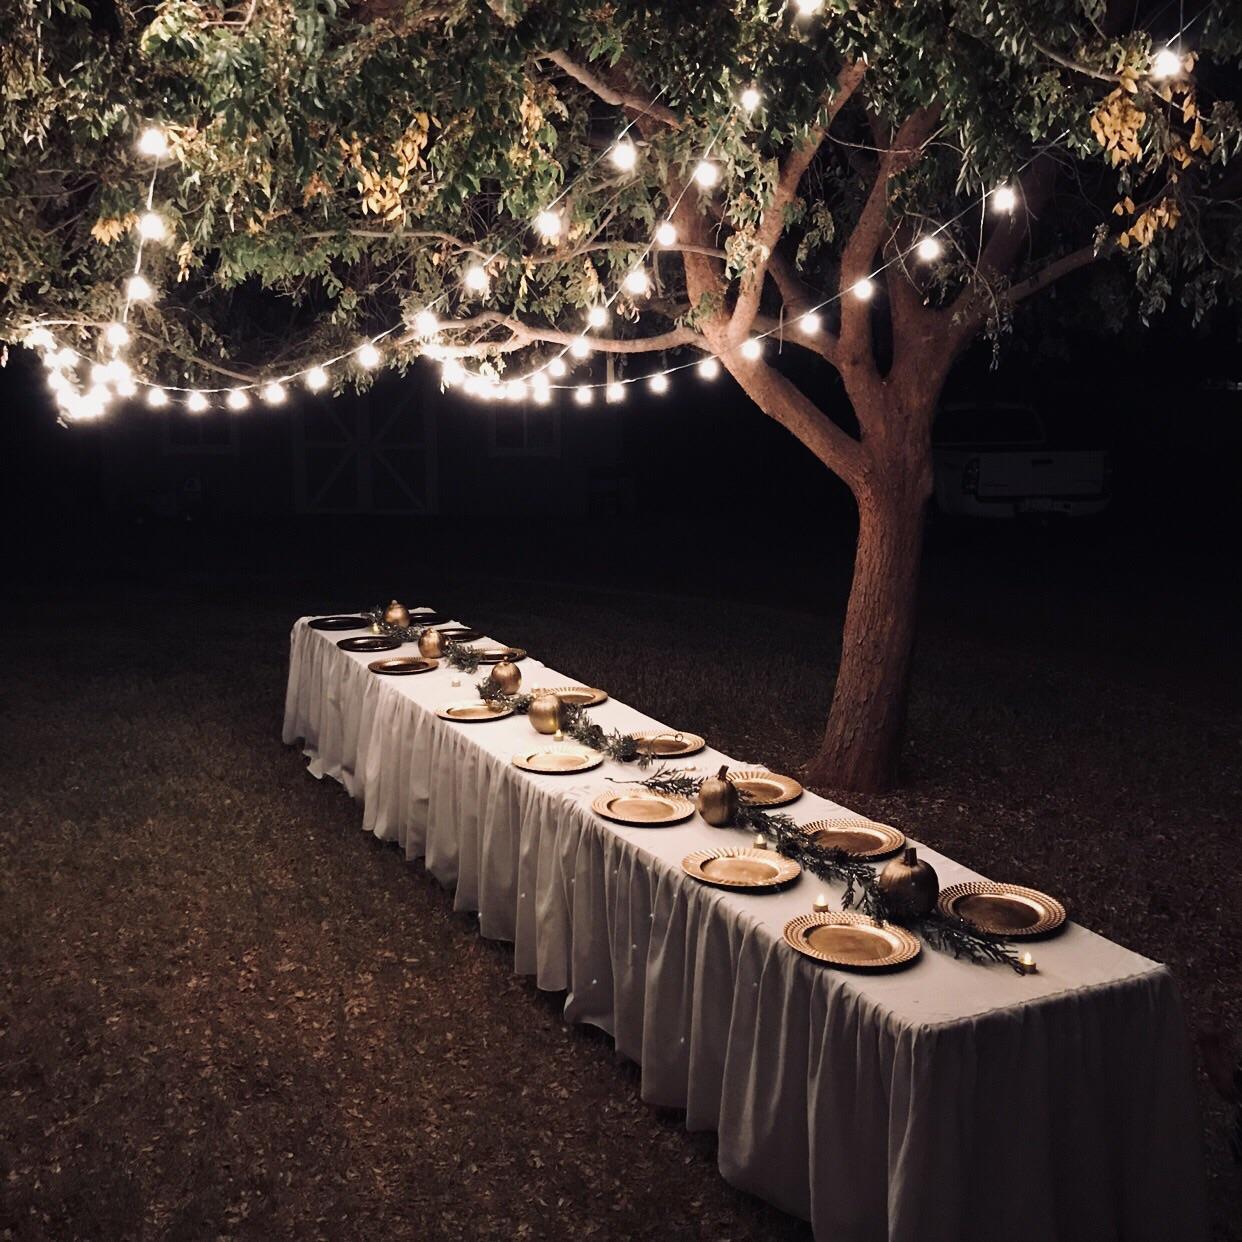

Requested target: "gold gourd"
[
  {"left": 382, "top": 600, "right": 411, "bottom": 627},
  {"left": 491, "top": 658, "right": 521, "bottom": 695},
  {"left": 528, "top": 693, "right": 564, "bottom": 735},
  {"left": 417, "top": 628, "right": 445, "bottom": 658},
  {"left": 877, "top": 847, "right": 939, "bottom": 919},
  {"left": 696, "top": 765, "right": 739, "bottom": 827}
]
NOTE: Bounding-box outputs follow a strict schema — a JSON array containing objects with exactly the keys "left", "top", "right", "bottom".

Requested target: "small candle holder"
[
  {"left": 369, "top": 620, "right": 383, "bottom": 635},
  {"left": 812, "top": 892, "right": 832, "bottom": 915},
  {"left": 553, "top": 729, "right": 565, "bottom": 743},
  {"left": 752, "top": 834, "right": 768, "bottom": 850},
  {"left": 1018, "top": 951, "right": 1038, "bottom": 975},
  {"left": 450, "top": 677, "right": 462, "bottom": 688}
]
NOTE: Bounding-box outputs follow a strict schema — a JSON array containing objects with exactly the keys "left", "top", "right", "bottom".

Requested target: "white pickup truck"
[{"left": 932, "top": 403, "right": 1111, "bottom": 519}]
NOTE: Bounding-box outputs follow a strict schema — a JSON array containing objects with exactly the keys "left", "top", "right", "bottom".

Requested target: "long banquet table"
[{"left": 283, "top": 610, "right": 1207, "bottom": 1242}]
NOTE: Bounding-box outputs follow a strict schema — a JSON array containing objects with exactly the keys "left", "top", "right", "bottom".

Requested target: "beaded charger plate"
[
  {"left": 436, "top": 626, "right": 481, "bottom": 643},
  {"left": 534, "top": 686, "right": 609, "bottom": 707},
  {"left": 783, "top": 912, "right": 921, "bottom": 970},
  {"left": 368, "top": 656, "right": 438, "bottom": 676},
  {"left": 727, "top": 768, "right": 803, "bottom": 807},
  {"left": 682, "top": 848, "right": 801, "bottom": 889},
  {"left": 437, "top": 701, "right": 515, "bottom": 723},
  {"left": 337, "top": 636, "right": 401, "bottom": 653},
  {"left": 936, "top": 883, "right": 1066, "bottom": 938},
  {"left": 308, "top": 615, "right": 369, "bottom": 631},
  {"left": 512, "top": 745, "right": 602, "bottom": 774},
  {"left": 631, "top": 730, "right": 706, "bottom": 758},
  {"left": 465, "top": 646, "right": 527, "bottom": 664},
  {"left": 799, "top": 817, "right": 906, "bottom": 859},
  {"left": 407, "top": 610, "right": 445, "bottom": 625},
  {"left": 591, "top": 790, "right": 695, "bottom": 826}
]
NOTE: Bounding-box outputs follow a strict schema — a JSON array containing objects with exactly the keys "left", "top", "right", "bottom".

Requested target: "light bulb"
[
  {"left": 186, "top": 390, "right": 209, "bottom": 412},
  {"left": 573, "top": 386, "right": 593, "bottom": 406},
  {"left": 137, "top": 127, "right": 168, "bottom": 158},
  {"left": 137, "top": 212, "right": 166, "bottom": 241},
  {"left": 533, "top": 209, "right": 562, "bottom": 241},
  {"left": 655, "top": 220, "right": 677, "bottom": 247},
  {"left": 587, "top": 305, "right": 609, "bottom": 329},
  {"left": 547, "top": 356, "right": 568, "bottom": 378},
  {"left": 648, "top": 373, "right": 669, "bottom": 394},
  {"left": 115, "top": 375, "right": 137, "bottom": 398},
  {"left": 126, "top": 275, "right": 153, "bottom": 302},
  {"left": 90, "top": 363, "right": 110, "bottom": 385},
  {"left": 622, "top": 268, "right": 650, "bottom": 296},
  {"left": 533, "top": 384, "right": 551, "bottom": 405},
  {"left": 51, "top": 347, "right": 79, "bottom": 370},
  {"left": 1151, "top": 47, "right": 1182, "bottom": 79},
  {"left": 305, "top": 366, "right": 329, "bottom": 391},
  {"left": 104, "top": 359, "right": 132, "bottom": 384},
  {"left": 356, "top": 342, "right": 381, "bottom": 368},
  {"left": 79, "top": 389, "right": 109, "bottom": 419},
  {"left": 569, "top": 336, "right": 591, "bottom": 360},
  {"left": 464, "top": 376, "right": 487, "bottom": 398},
  {"left": 916, "top": 235, "right": 943, "bottom": 262},
  {"left": 740, "top": 87, "right": 762, "bottom": 112},
  {"left": 693, "top": 160, "right": 719, "bottom": 189},
  {"left": 606, "top": 382, "right": 625, "bottom": 403},
  {"left": 610, "top": 140, "right": 637, "bottom": 172},
  {"left": 442, "top": 359, "right": 465, "bottom": 386},
  {"left": 800, "top": 311, "right": 822, "bottom": 335},
  {"left": 46, "top": 370, "right": 71, "bottom": 393},
  {"left": 147, "top": 387, "right": 168, "bottom": 408},
  {"left": 531, "top": 371, "right": 551, "bottom": 394},
  {"left": 104, "top": 322, "right": 130, "bottom": 348},
  {"left": 851, "top": 277, "right": 876, "bottom": 301},
  {"left": 227, "top": 388, "right": 249, "bottom": 410},
  {"left": 740, "top": 337, "right": 762, "bottom": 360},
  {"left": 697, "top": 357, "right": 720, "bottom": 380},
  {"left": 504, "top": 380, "right": 528, "bottom": 402},
  {"left": 794, "top": 0, "right": 824, "bottom": 13},
  {"left": 463, "top": 265, "right": 489, "bottom": 293},
  {"left": 25, "top": 326, "right": 55, "bottom": 351},
  {"left": 990, "top": 185, "right": 1017, "bottom": 213},
  {"left": 413, "top": 309, "right": 439, "bottom": 337},
  {"left": 261, "top": 381, "right": 287, "bottom": 405}
]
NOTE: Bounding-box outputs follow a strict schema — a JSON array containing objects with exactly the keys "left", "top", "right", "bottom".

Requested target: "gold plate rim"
[
  {"left": 799, "top": 817, "right": 906, "bottom": 859},
  {"left": 682, "top": 847, "right": 801, "bottom": 889},
  {"left": 337, "top": 635, "right": 402, "bottom": 652},
  {"left": 512, "top": 745, "right": 602, "bottom": 774},
  {"left": 368, "top": 656, "right": 438, "bottom": 675},
  {"left": 936, "top": 882, "right": 1067, "bottom": 938},
  {"left": 726, "top": 768, "right": 804, "bottom": 807},
  {"left": 534, "top": 685, "right": 609, "bottom": 707},
  {"left": 591, "top": 790, "right": 696, "bottom": 826},
  {"left": 465, "top": 645, "right": 527, "bottom": 664},
  {"left": 631, "top": 729, "right": 707, "bottom": 757},
  {"left": 436, "top": 700, "right": 515, "bottom": 722},
  {"left": 782, "top": 912, "right": 921, "bottom": 969}
]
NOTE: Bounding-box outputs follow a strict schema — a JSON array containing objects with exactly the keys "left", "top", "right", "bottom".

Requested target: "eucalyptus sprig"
[{"left": 364, "top": 604, "right": 429, "bottom": 644}]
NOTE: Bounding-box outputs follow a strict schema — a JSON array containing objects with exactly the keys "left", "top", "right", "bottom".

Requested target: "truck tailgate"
[{"left": 976, "top": 451, "right": 1107, "bottom": 498}]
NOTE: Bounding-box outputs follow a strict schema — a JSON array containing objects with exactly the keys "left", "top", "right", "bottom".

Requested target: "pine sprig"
[
  {"left": 622, "top": 764, "right": 704, "bottom": 798},
  {"left": 917, "top": 912, "right": 1027, "bottom": 973},
  {"left": 444, "top": 640, "right": 482, "bottom": 673},
  {"left": 364, "top": 604, "right": 429, "bottom": 645}
]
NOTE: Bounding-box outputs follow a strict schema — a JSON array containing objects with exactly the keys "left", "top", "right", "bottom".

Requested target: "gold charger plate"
[
  {"left": 937, "top": 882, "right": 1066, "bottom": 937},
  {"left": 466, "top": 645, "right": 527, "bottom": 664},
  {"left": 436, "top": 626, "right": 481, "bottom": 643},
  {"left": 682, "top": 848, "right": 801, "bottom": 889},
  {"left": 337, "top": 635, "right": 401, "bottom": 653},
  {"left": 592, "top": 790, "right": 695, "bottom": 826},
  {"left": 800, "top": 817, "right": 905, "bottom": 859},
  {"left": 437, "top": 701, "right": 515, "bottom": 722},
  {"left": 368, "top": 656, "right": 438, "bottom": 676},
  {"left": 632, "top": 730, "right": 706, "bottom": 758},
  {"left": 727, "top": 768, "right": 803, "bottom": 807},
  {"left": 783, "top": 912, "right": 921, "bottom": 970},
  {"left": 513, "top": 745, "right": 602, "bottom": 774},
  {"left": 534, "top": 685, "right": 609, "bottom": 707}
]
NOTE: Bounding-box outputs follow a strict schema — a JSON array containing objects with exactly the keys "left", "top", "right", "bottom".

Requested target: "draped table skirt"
[{"left": 283, "top": 615, "right": 1207, "bottom": 1242}]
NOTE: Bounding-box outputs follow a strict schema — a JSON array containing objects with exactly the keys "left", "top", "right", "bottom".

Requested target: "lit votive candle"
[
  {"left": 752, "top": 834, "right": 768, "bottom": 850},
  {"left": 812, "top": 892, "right": 832, "bottom": 914},
  {"left": 1019, "top": 951, "right": 1038, "bottom": 974},
  {"left": 450, "top": 677, "right": 462, "bottom": 688},
  {"left": 369, "top": 621, "right": 382, "bottom": 635},
  {"left": 553, "top": 729, "right": 565, "bottom": 743}
]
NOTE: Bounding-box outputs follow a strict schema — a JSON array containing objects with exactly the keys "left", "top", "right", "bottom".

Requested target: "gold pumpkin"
[
  {"left": 491, "top": 658, "right": 521, "bottom": 695},
  {"left": 383, "top": 600, "right": 410, "bottom": 627},
  {"left": 877, "top": 847, "right": 939, "bottom": 919},
  {"left": 528, "top": 693, "right": 564, "bottom": 735},
  {"left": 696, "top": 765, "right": 739, "bottom": 827},
  {"left": 417, "top": 628, "right": 445, "bottom": 658}
]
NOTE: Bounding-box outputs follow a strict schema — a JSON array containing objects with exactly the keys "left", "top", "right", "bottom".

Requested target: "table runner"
[{"left": 283, "top": 613, "right": 1207, "bottom": 1241}]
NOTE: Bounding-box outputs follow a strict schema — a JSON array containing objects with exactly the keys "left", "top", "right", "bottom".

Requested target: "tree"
[{"left": 2, "top": 0, "right": 1240, "bottom": 789}]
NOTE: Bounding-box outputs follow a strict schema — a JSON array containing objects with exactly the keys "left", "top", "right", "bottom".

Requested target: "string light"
[
  {"left": 1151, "top": 47, "right": 1182, "bottom": 79},
  {"left": 697, "top": 357, "right": 720, "bottom": 380},
  {"left": 740, "top": 337, "right": 762, "bottom": 360},
  {"left": 655, "top": 221, "right": 678, "bottom": 247},
  {"left": 533, "top": 384, "right": 551, "bottom": 405},
  {"left": 137, "top": 127, "right": 168, "bottom": 158},
  {"left": 261, "top": 381, "right": 287, "bottom": 405},
  {"left": 147, "top": 387, "right": 168, "bottom": 408},
  {"left": 137, "top": 212, "right": 166, "bottom": 241},
  {"left": 413, "top": 310, "right": 439, "bottom": 337},
  {"left": 916, "top": 236, "right": 943, "bottom": 262},
  {"left": 574, "top": 386, "right": 593, "bottom": 406},
  {"left": 462, "top": 265, "right": 489, "bottom": 294},
  {"left": 104, "top": 322, "right": 130, "bottom": 348},
  {"left": 227, "top": 388, "right": 249, "bottom": 410},
  {"left": 305, "top": 365, "right": 329, "bottom": 391},
  {"left": 25, "top": 326, "right": 55, "bottom": 350},
  {"left": 46, "top": 370, "right": 71, "bottom": 393},
  {"left": 606, "top": 382, "right": 625, "bottom": 403},
  {"left": 990, "top": 185, "right": 1017, "bottom": 213},
  {"left": 740, "top": 86, "right": 762, "bottom": 112},
  {"left": 547, "top": 357, "right": 568, "bottom": 378},
  {"left": 851, "top": 277, "right": 876, "bottom": 300},
  {"left": 533, "top": 210, "right": 562, "bottom": 241},
  {"left": 90, "top": 362, "right": 110, "bottom": 385},
  {"left": 693, "top": 160, "right": 719, "bottom": 189},
  {"left": 356, "top": 342, "right": 381, "bottom": 368},
  {"left": 622, "top": 268, "right": 650, "bottom": 296},
  {"left": 186, "top": 390, "right": 208, "bottom": 412},
  {"left": 51, "top": 347, "right": 78, "bottom": 370},
  {"left": 569, "top": 337, "right": 591, "bottom": 360},
  {"left": 794, "top": 0, "right": 824, "bottom": 14},
  {"left": 115, "top": 375, "right": 137, "bottom": 398},
  {"left": 610, "top": 140, "right": 638, "bottom": 172},
  {"left": 126, "top": 275, "right": 154, "bottom": 302},
  {"left": 649, "top": 373, "right": 669, "bottom": 394},
  {"left": 587, "top": 305, "right": 609, "bottom": 329},
  {"left": 799, "top": 311, "right": 822, "bottom": 335},
  {"left": 442, "top": 359, "right": 466, "bottom": 386}
]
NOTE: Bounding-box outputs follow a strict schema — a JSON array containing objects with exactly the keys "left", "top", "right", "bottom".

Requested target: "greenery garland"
[
  {"left": 476, "top": 675, "right": 649, "bottom": 766},
  {"left": 635, "top": 766, "right": 1026, "bottom": 973},
  {"left": 363, "top": 605, "right": 483, "bottom": 672}
]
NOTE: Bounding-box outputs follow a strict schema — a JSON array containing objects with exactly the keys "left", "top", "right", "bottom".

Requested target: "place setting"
[
  {"left": 437, "top": 700, "right": 516, "bottom": 723},
  {"left": 531, "top": 685, "right": 609, "bottom": 707},
  {"left": 308, "top": 615, "right": 370, "bottom": 631},
  {"left": 368, "top": 656, "right": 438, "bottom": 676},
  {"left": 337, "top": 635, "right": 403, "bottom": 653}
]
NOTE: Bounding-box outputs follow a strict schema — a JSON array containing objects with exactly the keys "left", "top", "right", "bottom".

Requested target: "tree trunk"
[{"left": 805, "top": 440, "right": 931, "bottom": 793}]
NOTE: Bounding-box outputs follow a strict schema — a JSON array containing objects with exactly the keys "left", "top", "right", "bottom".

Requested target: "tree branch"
[
  {"left": 1003, "top": 240, "right": 1104, "bottom": 308},
  {"left": 543, "top": 51, "right": 682, "bottom": 129}
]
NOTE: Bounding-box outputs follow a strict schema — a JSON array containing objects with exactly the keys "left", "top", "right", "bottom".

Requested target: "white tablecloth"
[{"left": 283, "top": 613, "right": 1207, "bottom": 1242}]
